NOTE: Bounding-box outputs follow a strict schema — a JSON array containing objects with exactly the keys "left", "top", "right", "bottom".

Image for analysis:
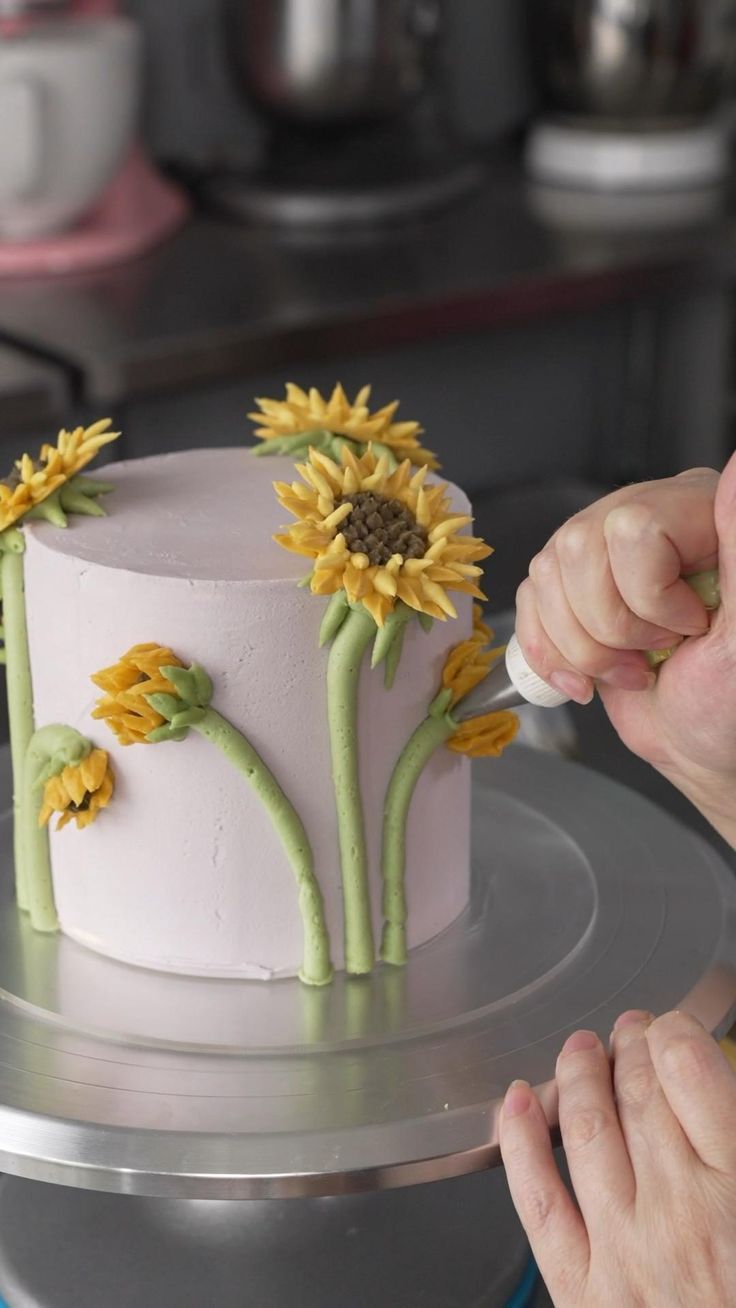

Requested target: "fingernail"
[
  {"left": 560, "top": 1029, "right": 599, "bottom": 1057},
  {"left": 647, "top": 633, "right": 681, "bottom": 650},
  {"left": 601, "top": 665, "right": 655, "bottom": 692},
  {"left": 647, "top": 1008, "right": 695, "bottom": 1032},
  {"left": 548, "top": 670, "right": 594, "bottom": 704},
  {"left": 613, "top": 1009, "right": 654, "bottom": 1032},
  {"left": 504, "top": 1079, "right": 532, "bottom": 1118}
]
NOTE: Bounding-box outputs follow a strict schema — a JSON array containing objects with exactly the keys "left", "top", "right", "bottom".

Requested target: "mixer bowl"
[
  {"left": 528, "top": 0, "right": 736, "bottom": 126},
  {"left": 226, "top": 0, "right": 441, "bottom": 127}
]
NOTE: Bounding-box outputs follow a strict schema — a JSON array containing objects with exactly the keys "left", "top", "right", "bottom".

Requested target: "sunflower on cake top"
[{"left": 250, "top": 381, "right": 438, "bottom": 468}]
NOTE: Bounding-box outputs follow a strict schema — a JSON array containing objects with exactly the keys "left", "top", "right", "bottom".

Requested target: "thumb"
[{"left": 714, "top": 449, "right": 736, "bottom": 611}]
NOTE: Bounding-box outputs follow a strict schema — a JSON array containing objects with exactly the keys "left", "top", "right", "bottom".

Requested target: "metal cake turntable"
[{"left": 0, "top": 744, "right": 733, "bottom": 1306}]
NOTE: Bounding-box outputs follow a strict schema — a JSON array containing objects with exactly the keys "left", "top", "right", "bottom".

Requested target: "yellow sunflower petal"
[
  {"left": 447, "top": 711, "right": 519, "bottom": 758},
  {"left": 251, "top": 383, "right": 436, "bottom": 466},
  {"left": 80, "top": 748, "right": 109, "bottom": 793},
  {"left": 61, "top": 762, "right": 88, "bottom": 808},
  {"left": 44, "top": 774, "right": 71, "bottom": 810}
]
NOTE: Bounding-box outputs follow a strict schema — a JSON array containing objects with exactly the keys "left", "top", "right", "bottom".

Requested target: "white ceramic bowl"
[{"left": 0, "top": 17, "right": 140, "bottom": 242}]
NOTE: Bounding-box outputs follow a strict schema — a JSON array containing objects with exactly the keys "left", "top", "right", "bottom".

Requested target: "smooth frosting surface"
[
  {"left": 23, "top": 449, "right": 473, "bottom": 978},
  {"left": 33, "top": 449, "right": 309, "bottom": 581}
]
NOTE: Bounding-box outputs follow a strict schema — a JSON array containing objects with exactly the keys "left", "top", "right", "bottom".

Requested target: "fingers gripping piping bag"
[{"left": 456, "top": 570, "right": 720, "bottom": 721}]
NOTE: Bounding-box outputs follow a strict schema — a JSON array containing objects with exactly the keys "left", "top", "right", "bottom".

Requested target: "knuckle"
[
  {"left": 528, "top": 549, "right": 557, "bottom": 585},
  {"left": 659, "top": 1033, "right": 711, "bottom": 1088},
  {"left": 616, "top": 1062, "right": 656, "bottom": 1112},
  {"left": 563, "top": 1106, "right": 614, "bottom": 1153},
  {"left": 555, "top": 521, "right": 590, "bottom": 565},
  {"left": 604, "top": 501, "right": 654, "bottom": 544},
  {"left": 515, "top": 578, "right": 533, "bottom": 610},
  {"left": 522, "top": 1184, "right": 560, "bottom": 1235},
  {"left": 569, "top": 646, "right": 614, "bottom": 679},
  {"left": 588, "top": 603, "right": 641, "bottom": 650}
]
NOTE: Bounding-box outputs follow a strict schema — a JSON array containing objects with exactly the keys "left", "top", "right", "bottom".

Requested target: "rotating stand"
[{"left": 0, "top": 746, "right": 733, "bottom": 1306}]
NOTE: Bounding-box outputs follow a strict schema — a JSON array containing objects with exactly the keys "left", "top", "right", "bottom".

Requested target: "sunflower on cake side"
[
  {"left": 272, "top": 439, "right": 517, "bottom": 975},
  {"left": 0, "top": 421, "right": 119, "bottom": 930}
]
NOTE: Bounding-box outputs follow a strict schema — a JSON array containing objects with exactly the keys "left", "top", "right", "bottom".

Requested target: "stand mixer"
[
  {"left": 206, "top": 0, "right": 483, "bottom": 228},
  {"left": 0, "top": 0, "right": 188, "bottom": 276},
  {"left": 525, "top": 0, "right": 736, "bottom": 192}
]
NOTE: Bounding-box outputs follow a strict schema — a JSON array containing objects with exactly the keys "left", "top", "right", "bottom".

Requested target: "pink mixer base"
[{"left": 0, "top": 150, "right": 189, "bottom": 279}]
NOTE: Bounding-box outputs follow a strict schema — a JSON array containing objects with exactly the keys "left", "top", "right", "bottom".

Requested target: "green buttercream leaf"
[
  {"left": 146, "top": 692, "right": 182, "bottom": 721},
  {"left": 190, "top": 663, "right": 213, "bottom": 707},
  {"left": 371, "top": 602, "right": 411, "bottom": 670},
  {"left": 418, "top": 612, "right": 434, "bottom": 634},
  {"left": 384, "top": 624, "right": 407, "bottom": 690},
  {"left": 26, "top": 491, "right": 68, "bottom": 528},
  {"left": 146, "top": 723, "right": 189, "bottom": 743},
  {"left": 297, "top": 570, "right": 315, "bottom": 589},
  {"left": 370, "top": 442, "right": 399, "bottom": 471},
  {"left": 328, "top": 434, "right": 351, "bottom": 460},
  {"left": 171, "top": 706, "right": 206, "bottom": 729},
  {"left": 252, "top": 430, "right": 334, "bottom": 458},
  {"left": 30, "top": 729, "right": 92, "bottom": 791},
  {"left": 160, "top": 665, "right": 197, "bottom": 704},
  {"left": 319, "top": 590, "right": 350, "bottom": 648},
  {"left": 69, "top": 476, "right": 115, "bottom": 496},
  {"left": 59, "top": 488, "right": 107, "bottom": 518}
]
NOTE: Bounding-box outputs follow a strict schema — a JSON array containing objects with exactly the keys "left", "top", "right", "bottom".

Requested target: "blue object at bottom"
[{"left": 504, "top": 1254, "right": 539, "bottom": 1308}]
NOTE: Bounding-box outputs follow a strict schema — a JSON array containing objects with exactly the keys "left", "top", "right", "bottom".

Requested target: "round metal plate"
[{"left": 0, "top": 746, "right": 733, "bottom": 1199}]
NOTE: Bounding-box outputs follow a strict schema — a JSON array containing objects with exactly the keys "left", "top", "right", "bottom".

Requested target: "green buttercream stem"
[
  {"left": 2, "top": 537, "right": 33, "bottom": 912},
  {"left": 22, "top": 725, "right": 90, "bottom": 933},
  {"left": 194, "top": 709, "right": 333, "bottom": 986},
  {"left": 327, "top": 606, "right": 377, "bottom": 975},
  {"left": 380, "top": 713, "right": 453, "bottom": 966}
]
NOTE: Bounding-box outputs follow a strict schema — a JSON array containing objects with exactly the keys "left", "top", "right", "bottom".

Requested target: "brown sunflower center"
[
  {"left": 337, "top": 492, "right": 428, "bottom": 566},
  {"left": 69, "top": 793, "right": 92, "bottom": 814}
]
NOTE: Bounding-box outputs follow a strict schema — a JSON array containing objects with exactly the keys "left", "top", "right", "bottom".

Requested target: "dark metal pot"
[
  {"left": 529, "top": 0, "right": 736, "bottom": 126},
  {"left": 226, "top": 0, "right": 442, "bottom": 127}
]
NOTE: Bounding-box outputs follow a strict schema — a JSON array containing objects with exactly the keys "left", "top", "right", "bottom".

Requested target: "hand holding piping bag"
[{"left": 466, "top": 455, "right": 736, "bottom": 845}]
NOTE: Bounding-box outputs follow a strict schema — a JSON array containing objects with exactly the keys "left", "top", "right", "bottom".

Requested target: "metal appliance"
[
  {"left": 206, "top": 0, "right": 482, "bottom": 227},
  {"left": 0, "top": 0, "right": 188, "bottom": 276},
  {"left": 525, "top": 0, "right": 736, "bottom": 191}
]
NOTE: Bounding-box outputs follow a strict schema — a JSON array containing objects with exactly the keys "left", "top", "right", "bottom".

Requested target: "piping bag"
[{"left": 455, "top": 569, "right": 721, "bottom": 721}]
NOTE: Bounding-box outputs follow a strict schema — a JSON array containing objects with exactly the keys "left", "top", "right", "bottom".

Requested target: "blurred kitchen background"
[{"left": 1, "top": 0, "right": 736, "bottom": 848}]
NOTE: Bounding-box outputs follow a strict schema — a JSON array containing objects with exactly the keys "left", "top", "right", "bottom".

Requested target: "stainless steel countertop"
[{"left": 0, "top": 155, "right": 734, "bottom": 409}]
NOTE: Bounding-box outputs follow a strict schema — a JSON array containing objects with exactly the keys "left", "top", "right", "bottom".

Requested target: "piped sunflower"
[
  {"left": 440, "top": 607, "right": 519, "bottom": 758},
  {"left": 0, "top": 419, "right": 119, "bottom": 533},
  {"left": 274, "top": 445, "right": 490, "bottom": 627},
  {"left": 89, "top": 641, "right": 333, "bottom": 984},
  {"left": 39, "top": 748, "right": 114, "bottom": 831},
  {"left": 91, "top": 644, "right": 185, "bottom": 745},
  {"left": 250, "top": 382, "right": 438, "bottom": 469},
  {"left": 380, "top": 607, "right": 517, "bottom": 967}
]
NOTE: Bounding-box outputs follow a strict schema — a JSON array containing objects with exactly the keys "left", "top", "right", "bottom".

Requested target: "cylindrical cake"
[{"left": 22, "top": 450, "right": 472, "bottom": 978}]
